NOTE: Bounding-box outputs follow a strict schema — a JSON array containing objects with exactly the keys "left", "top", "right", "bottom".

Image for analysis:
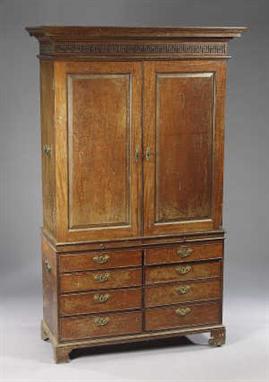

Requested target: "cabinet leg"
[
  {"left": 41, "top": 320, "right": 49, "bottom": 341},
  {"left": 209, "top": 327, "right": 226, "bottom": 347},
  {"left": 53, "top": 346, "right": 71, "bottom": 363}
]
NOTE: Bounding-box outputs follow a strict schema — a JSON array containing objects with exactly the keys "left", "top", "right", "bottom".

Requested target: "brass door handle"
[
  {"left": 145, "top": 146, "right": 151, "bottom": 161},
  {"left": 176, "top": 265, "right": 192, "bottom": 275},
  {"left": 92, "top": 254, "right": 110, "bottom": 264},
  {"left": 94, "top": 317, "right": 110, "bottom": 326},
  {"left": 175, "top": 285, "right": 191, "bottom": 295},
  {"left": 44, "top": 258, "right": 52, "bottom": 273},
  {"left": 94, "top": 272, "right": 110, "bottom": 282},
  {"left": 93, "top": 293, "right": 110, "bottom": 303},
  {"left": 176, "top": 307, "right": 191, "bottom": 316},
  {"left": 176, "top": 247, "right": 193, "bottom": 258},
  {"left": 135, "top": 145, "right": 140, "bottom": 162}
]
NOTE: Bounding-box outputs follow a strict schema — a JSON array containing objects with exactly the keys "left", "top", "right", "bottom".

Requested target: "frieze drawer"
[
  {"left": 144, "top": 242, "right": 223, "bottom": 265},
  {"left": 60, "top": 250, "right": 142, "bottom": 272}
]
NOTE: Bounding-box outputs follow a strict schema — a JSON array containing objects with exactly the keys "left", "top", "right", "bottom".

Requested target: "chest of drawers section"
[
  {"left": 144, "top": 241, "right": 223, "bottom": 331},
  {"left": 59, "top": 250, "right": 143, "bottom": 341}
]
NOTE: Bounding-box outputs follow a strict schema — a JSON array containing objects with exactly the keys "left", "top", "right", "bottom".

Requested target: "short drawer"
[
  {"left": 145, "top": 279, "right": 221, "bottom": 308},
  {"left": 145, "top": 261, "right": 220, "bottom": 285},
  {"left": 60, "top": 268, "right": 142, "bottom": 293},
  {"left": 60, "top": 287, "right": 142, "bottom": 316},
  {"left": 145, "top": 301, "right": 220, "bottom": 331},
  {"left": 60, "top": 311, "right": 142, "bottom": 340},
  {"left": 59, "top": 250, "right": 142, "bottom": 272},
  {"left": 145, "top": 242, "right": 223, "bottom": 265}
]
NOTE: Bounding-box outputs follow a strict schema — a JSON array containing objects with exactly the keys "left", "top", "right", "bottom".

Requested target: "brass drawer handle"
[
  {"left": 176, "top": 285, "right": 191, "bottom": 295},
  {"left": 93, "top": 293, "right": 110, "bottom": 303},
  {"left": 92, "top": 254, "right": 110, "bottom": 264},
  {"left": 176, "top": 246, "right": 193, "bottom": 258},
  {"left": 94, "top": 317, "right": 110, "bottom": 326},
  {"left": 94, "top": 272, "right": 110, "bottom": 282},
  {"left": 176, "top": 265, "right": 192, "bottom": 275},
  {"left": 44, "top": 258, "right": 52, "bottom": 273},
  {"left": 42, "top": 144, "right": 52, "bottom": 157},
  {"left": 176, "top": 307, "right": 191, "bottom": 316}
]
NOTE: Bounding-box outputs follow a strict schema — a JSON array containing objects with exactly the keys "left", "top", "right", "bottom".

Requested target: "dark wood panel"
[
  {"left": 60, "top": 287, "right": 142, "bottom": 316},
  {"left": 145, "top": 279, "right": 221, "bottom": 307},
  {"left": 59, "top": 250, "right": 142, "bottom": 272},
  {"left": 145, "top": 301, "right": 220, "bottom": 331},
  {"left": 145, "top": 242, "right": 223, "bottom": 265},
  {"left": 60, "top": 268, "right": 142, "bottom": 293},
  {"left": 68, "top": 73, "right": 131, "bottom": 229},
  {"left": 60, "top": 311, "right": 142, "bottom": 340},
  {"left": 145, "top": 261, "right": 220, "bottom": 285},
  {"left": 143, "top": 61, "right": 227, "bottom": 235},
  {"left": 156, "top": 72, "right": 214, "bottom": 222},
  {"left": 54, "top": 61, "right": 142, "bottom": 243}
]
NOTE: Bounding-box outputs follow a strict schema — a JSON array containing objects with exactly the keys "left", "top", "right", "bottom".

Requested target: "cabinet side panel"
[
  {"left": 41, "top": 236, "right": 58, "bottom": 338},
  {"left": 40, "top": 61, "right": 56, "bottom": 236}
]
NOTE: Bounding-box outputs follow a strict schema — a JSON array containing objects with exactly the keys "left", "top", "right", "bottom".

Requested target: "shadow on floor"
[{"left": 70, "top": 335, "right": 199, "bottom": 360}]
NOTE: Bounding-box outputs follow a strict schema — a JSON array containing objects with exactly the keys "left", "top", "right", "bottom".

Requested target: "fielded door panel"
[
  {"left": 143, "top": 61, "right": 226, "bottom": 236},
  {"left": 55, "top": 62, "right": 142, "bottom": 242}
]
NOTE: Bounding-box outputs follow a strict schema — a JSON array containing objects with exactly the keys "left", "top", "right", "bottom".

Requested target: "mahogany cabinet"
[{"left": 27, "top": 26, "right": 246, "bottom": 363}]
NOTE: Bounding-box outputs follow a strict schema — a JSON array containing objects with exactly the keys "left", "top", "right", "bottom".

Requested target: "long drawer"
[
  {"left": 60, "top": 268, "right": 142, "bottom": 293},
  {"left": 145, "top": 301, "right": 220, "bottom": 331},
  {"left": 145, "top": 242, "right": 223, "bottom": 265},
  {"left": 60, "top": 287, "right": 142, "bottom": 316},
  {"left": 60, "top": 250, "right": 142, "bottom": 272},
  {"left": 145, "top": 261, "right": 220, "bottom": 285},
  {"left": 145, "top": 279, "right": 221, "bottom": 307},
  {"left": 60, "top": 311, "right": 142, "bottom": 340}
]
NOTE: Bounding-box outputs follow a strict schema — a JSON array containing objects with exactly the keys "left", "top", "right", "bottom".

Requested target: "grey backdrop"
[{"left": 0, "top": 0, "right": 268, "bottom": 378}]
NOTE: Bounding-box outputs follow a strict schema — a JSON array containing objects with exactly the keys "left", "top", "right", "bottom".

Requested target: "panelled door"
[
  {"left": 55, "top": 62, "right": 142, "bottom": 242},
  {"left": 143, "top": 61, "right": 226, "bottom": 235}
]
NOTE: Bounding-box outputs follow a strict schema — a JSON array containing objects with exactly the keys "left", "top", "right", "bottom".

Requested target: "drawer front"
[
  {"left": 60, "top": 268, "right": 142, "bottom": 293},
  {"left": 145, "top": 279, "right": 221, "bottom": 307},
  {"left": 145, "top": 261, "right": 220, "bottom": 285},
  {"left": 145, "top": 242, "right": 223, "bottom": 265},
  {"left": 145, "top": 302, "right": 220, "bottom": 331},
  {"left": 60, "top": 287, "right": 142, "bottom": 316},
  {"left": 60, "top": 250, "right": 142, "bottom": 272},
  {"left": 60, "top": 311, "right": 142, "bottom": 340}
]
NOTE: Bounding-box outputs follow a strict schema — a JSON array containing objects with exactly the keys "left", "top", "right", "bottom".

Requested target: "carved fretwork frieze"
[{"left": 39, "top": 41, "right": 228, "bottom": 59}]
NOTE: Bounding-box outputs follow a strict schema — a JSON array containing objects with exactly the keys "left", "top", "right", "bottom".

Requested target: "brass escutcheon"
[
  {"left": 92, "top": 254, "right": 110, "bottom": 264},
  {"left": 145, "top": 146, "right": 151, "bottom": 161},
  {"left": 94, "top": 272, "right": 110, "bottom": 282},
  {"left": 176, "top": 307, "right": 191, "bottom": 316},
  {"left": 94, "top": 317, "right": 110, "bottom": 326},
  {"left": 175, "top": 285, "right": 191, "bottom": 294},
  {"left": 176, "top": 246, "right": 193, "bottom": 258},
  {"left": 176, "top": 265, "right": 192, "bottom": 274},
  {"left": 93, "top": 293, "right": 110, "bottom": 303}
]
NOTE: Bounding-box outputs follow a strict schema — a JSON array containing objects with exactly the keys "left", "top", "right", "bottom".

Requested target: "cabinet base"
[{"left": 41, "top": 320, "right": 226, "bottom": 363}]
